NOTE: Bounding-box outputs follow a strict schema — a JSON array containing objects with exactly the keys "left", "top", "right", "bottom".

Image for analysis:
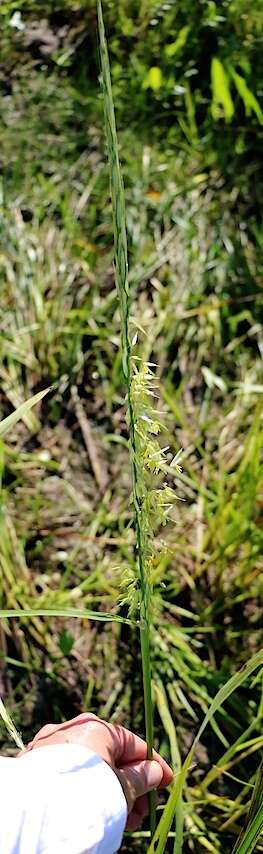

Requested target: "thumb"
[{"left": 116, "top": 759, "right": 163, "bottom": 812}]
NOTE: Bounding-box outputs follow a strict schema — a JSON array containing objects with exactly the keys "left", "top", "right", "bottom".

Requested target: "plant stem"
[
  {"left": 97, "top": 0, "right": 156, "bottom": 835},
  {"left": 140, "top": 620, "right": 156, "bottom": 835}
]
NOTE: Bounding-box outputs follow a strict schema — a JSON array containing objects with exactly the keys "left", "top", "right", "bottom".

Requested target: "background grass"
[{"left": 0, "top": 1, "right": 262, "bottom": 851}]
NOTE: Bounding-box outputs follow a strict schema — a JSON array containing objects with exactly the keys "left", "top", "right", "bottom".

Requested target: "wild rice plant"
[
  {"left": 97, "top": 5, "right": 263, "bottom": 852},
  {"left": 1, "top": 9, "right": 262, "bottom": 852},
  {"left": 97, "top": 0, "right": 180, "bottom": 836}
]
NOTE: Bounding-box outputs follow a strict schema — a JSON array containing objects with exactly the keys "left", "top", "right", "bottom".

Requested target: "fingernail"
[{"left": 144, "top": 760, "right": 163, "bottom": 789}]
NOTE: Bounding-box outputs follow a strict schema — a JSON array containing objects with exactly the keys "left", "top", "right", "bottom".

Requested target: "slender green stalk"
[
  {"left": 97, "top": 0, "right": 156, "bottom": 833},
  {"left": 0, "top": 697, "right": 24, "bottom": 751}
]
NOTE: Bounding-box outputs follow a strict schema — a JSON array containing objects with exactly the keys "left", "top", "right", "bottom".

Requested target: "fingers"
[
  {"left": 21, "top": 716, "right": 114, "bottom": 767},
  {"left": 125, "top": 794, "right": 148, "bottom": 831},
  {"left": 21, "top": 723, "right": 61, "bottom": 753},
  {"left": 112, "top": 724, "right": 173, "bottom": 787},
  {"left": 37, "top": 715, "right": 174, "bottom": 787},
  {"left": 20, "top": 714, "right": 173, "bottom": 792},
  {"left": 152, "top": 748, "right": 174, "bottom": 787},
  {"left": 116, "top": 758, "right": 163, "bottom": 813},
  {"left": 32, "top": 714, "right": 99, "bottom": 743},
  {"left": 20, "top": 715, "right": 102, "bottom": 753},
  {"left": 132, "top": 793, "right": 149, "bottom": 819}
]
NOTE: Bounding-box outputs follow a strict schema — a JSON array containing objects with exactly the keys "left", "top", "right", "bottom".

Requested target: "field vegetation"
[{"left": 0, "top": 1, "right": 262, "bottom": 851}]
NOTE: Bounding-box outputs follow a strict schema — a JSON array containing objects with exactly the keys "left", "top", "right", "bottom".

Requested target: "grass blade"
[
  {"left": 201, "top": 718, "right": 262, "bottom": 789},
  {"left": 231, "top": 803, "right": 263, "bottom": 854},
  {"left": 154, "top": 681, "right": 184, "bottom": 853},
  {"left": 0, "top": 608, "right": 135, "bottom": 625},
  {"left": 0, "top": 697, "right": 24, "bottom": 750},
  {"left": 231, "top": 760, "right": 263, "bottom": 853},
  {"left": 192, "top": 650, "right": 263, "bottom": 750},
  {"left": 147, "top": 649, "right": 263, "bottom": 854},
  {"left": 0, "top": 388, "right": 50, "bottom": 437}
]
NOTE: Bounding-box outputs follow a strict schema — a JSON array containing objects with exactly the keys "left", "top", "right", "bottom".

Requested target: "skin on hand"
[{"left": 19, "top": 713, "right": 174, "bottom": 830}]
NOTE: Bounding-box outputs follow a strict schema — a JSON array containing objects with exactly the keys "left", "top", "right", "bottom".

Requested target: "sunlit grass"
[{"left": 0, "top": 3, "right": 262, "bottom": 851}]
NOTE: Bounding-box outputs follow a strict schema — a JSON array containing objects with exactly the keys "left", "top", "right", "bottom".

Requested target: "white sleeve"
[{"left": 0, "top": 743, "right": 127, "bottom": 854}]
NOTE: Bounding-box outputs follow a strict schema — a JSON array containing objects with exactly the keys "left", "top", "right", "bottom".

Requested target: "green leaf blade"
[
  {"left": 0, "top": 608, "right": 135, "bottom": 625},
  {"left": 148, "top": 649, "right": 263, "bottom": 854},
  {"left": 0, "top": 389, "right": 51, "bottom": 437}
]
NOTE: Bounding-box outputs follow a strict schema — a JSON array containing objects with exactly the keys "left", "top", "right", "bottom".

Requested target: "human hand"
[{"left": 19, "top": 713, "right": 173, "bottom": 830}]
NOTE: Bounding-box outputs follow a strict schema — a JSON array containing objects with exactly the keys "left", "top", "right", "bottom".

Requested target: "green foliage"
[
  {"left": 98, "top": 0, "right": 157, "bottom": 831},
  {"left": 211, "top": 58, "right": 263, "bottom": 125},
  {"left": 143, "top": 67, "right": 163, "bottom": 92},
  {"left": 0, "top": 1, "right": 262, "bottom": 852},
  {"left": 233, "top": 760, "right": 263, "bottom": 853},
  {"left": 148, "top": 650, "right": 263, "bottom": 854},
  {"left": 98, "top": 6, "right": 182, "bottom": 833},
  {"left": 229, "top": 66, "right": 263, "bottom": 123},
  {"left": 233, "top": 803, "right": 263, "bottom": 854},
  {"left": 0, "top": 389, "right": 50, "bottom": 437},
  {"left": 165, "top": 26, "right": 190, "bottom": 59},
  {"left": 0, "top": 608, "right": 134, "bottom": 624},
  {"left": 211, "top": 58, "right": 234, "bottom": 122},
  {"left": 59, "top": 629, "right": 74, "bottom": 655},
  {"left": 0, "top": 698, "right": 23, "bottom": 751}
]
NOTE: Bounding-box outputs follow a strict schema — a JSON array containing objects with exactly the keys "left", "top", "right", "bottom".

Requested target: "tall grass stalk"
[
  {"left": 0, "top": 698, "right": 24, "bottom": 751},
  {"left": 97, "top": 0, "right": 156, "bottom": 832}
]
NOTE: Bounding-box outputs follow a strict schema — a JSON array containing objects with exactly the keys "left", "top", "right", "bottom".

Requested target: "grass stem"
[{"left": 97, "top": 0, "right": 156, "bottom": 834}]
